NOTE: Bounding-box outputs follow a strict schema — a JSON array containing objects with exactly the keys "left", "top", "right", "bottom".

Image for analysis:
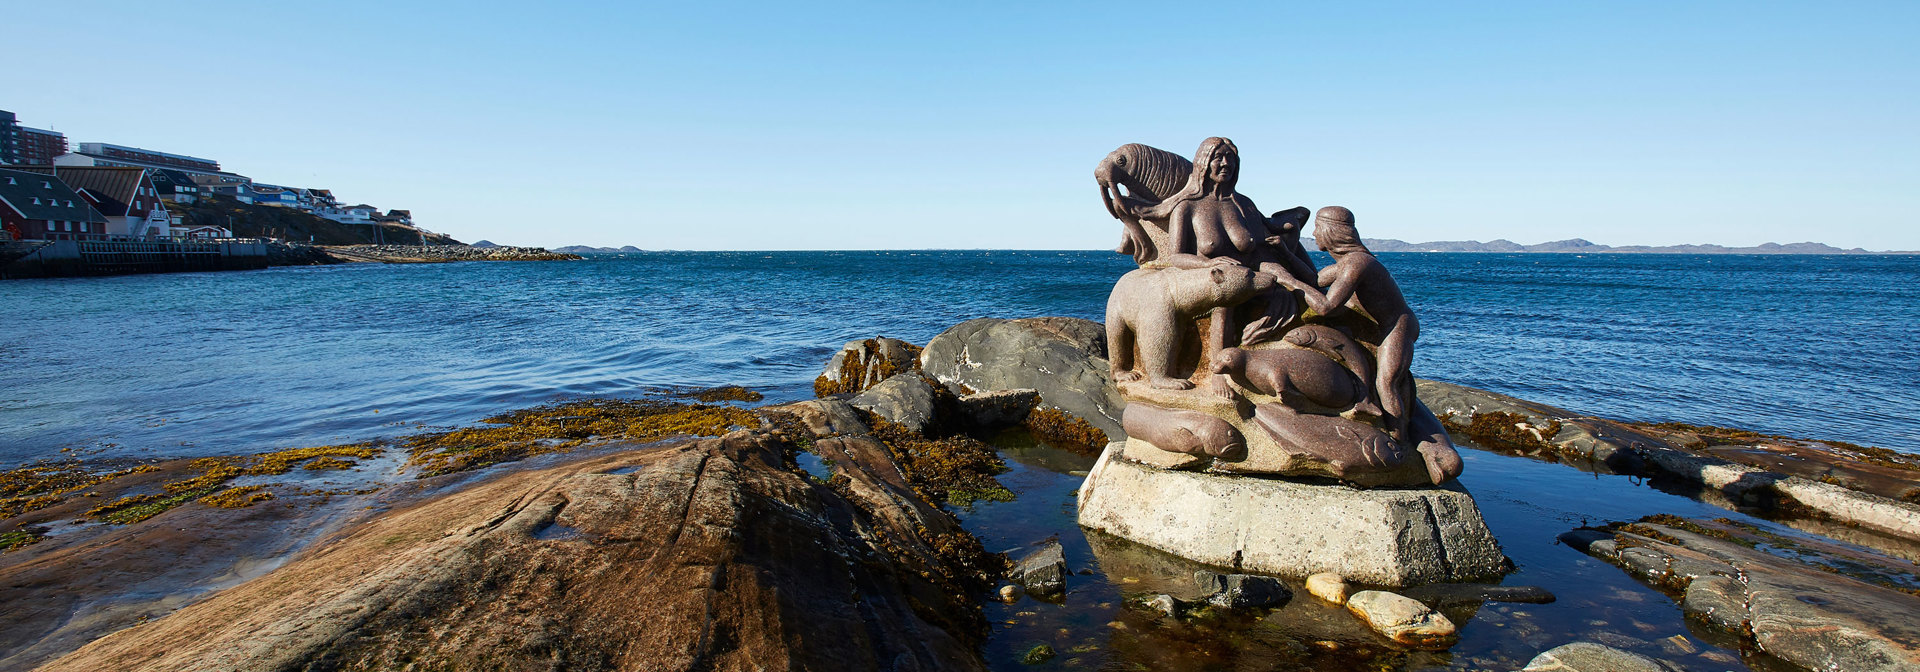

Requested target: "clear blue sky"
[{"left": 5, "top": 2, "right": 1915, "bottom": 250}]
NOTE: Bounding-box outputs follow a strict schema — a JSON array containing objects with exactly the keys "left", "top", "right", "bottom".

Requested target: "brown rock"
[{"left": 42, "top": 432, "right": 992, "bottom": 672}]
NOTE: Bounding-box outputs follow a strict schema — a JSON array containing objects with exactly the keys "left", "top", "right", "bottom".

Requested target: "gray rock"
[
  {"left": 919, "top": 317, "right": 1124, "bottom": 442},
  {"left": 1344, "top": 590, "right": 1456, "bottom": 648},
  {"left": 955, "top": 389, "right": 1038, "bottom": 430},
  {"left": 1521, "top": 642, "right": 1681, "bottom": 672},
  {"left": 1194, "top": 571, "right": 1289, "bottom": 609},
  {"left": 849, "top": 374, "right": 939, "bottom": 435},
  {"left": 1009, "top": 539, "right": 1066, "bottom": 597},
  {"left": 1078, "top": 450, "right": 1508, "bottom": 586}
]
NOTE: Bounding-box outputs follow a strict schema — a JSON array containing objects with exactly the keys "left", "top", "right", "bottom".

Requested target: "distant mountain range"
[{"left": 1361, "top": 239, "right": 1912, "bottom": 255}]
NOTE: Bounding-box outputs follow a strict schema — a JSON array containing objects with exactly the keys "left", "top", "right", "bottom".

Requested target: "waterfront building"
[
  {"left": 0, "top": 167, "right": 109, "bottom": 240},
  {"left": 10, "top": 166, "right": 170, "bottom": 239}
]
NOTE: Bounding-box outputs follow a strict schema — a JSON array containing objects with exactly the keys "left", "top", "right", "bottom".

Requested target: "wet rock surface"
[
  {"left": 1563, "top": 515, "right": 1920, "bottom": 672},
  {"left": 1009, "top": 538, "right": 1067, "bottom": 598},
  {"left": 42, "top": 430, "right": 996, "bottom": 672},
  {"left": 1344, "top": 590, "right": 1457, "bottom": 648},
  {"left": 919, "top": 317, "right": 1124, "bottom": 442}
]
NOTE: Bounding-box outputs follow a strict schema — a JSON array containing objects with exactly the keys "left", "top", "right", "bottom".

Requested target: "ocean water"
[{"left": 0, "top": 251, "right": 1916, "bottom": 466}]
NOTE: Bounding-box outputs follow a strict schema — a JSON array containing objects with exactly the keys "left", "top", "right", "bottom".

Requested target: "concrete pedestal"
[{"left": 1077, "top": 443, "right": 1508, "bottom": 587}]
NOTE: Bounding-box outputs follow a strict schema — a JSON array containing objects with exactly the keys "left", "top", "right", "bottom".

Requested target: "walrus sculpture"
[{"left": 1094, "top": 143, "right": 1192, "bottom": 264}]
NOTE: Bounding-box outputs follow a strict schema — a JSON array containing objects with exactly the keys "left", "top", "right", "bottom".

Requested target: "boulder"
[
  {"left": 849, "top": 373, "right": 940, "bottom": 434},
  {"left": 919, "top": 317, "right": 1124, "bottom": 442},
  {"left": 41, "top": 432, "right": 992, "bottom": 672},
  {"left": 1009, "top": 539, "right": 1067, "bottom": 598},
  {"left": 1078, "top": 449, "right": 1508, "bottom": 587},
  {"left": 1344, "top": 590, "right": 1456, "bottom": 648},
  {"left": 817, "top": 337, "right": 921, "bottom": 396},
  {"left": 1305, "top": 572, "right": 1349, "bottom": 604},
  {"left": 1521, "top": 642, "right": 1682, "bottom": 672}
]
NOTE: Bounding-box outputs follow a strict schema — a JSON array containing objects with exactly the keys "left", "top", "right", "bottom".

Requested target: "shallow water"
[
  {"left": 2, "top": 251, "right": 1916, "bottom": 467},
  {"left": 960, "top": 430, "right": 1876, "bottom": 671}
]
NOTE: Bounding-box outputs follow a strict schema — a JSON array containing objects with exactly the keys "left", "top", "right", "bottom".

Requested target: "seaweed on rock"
[{"left": 404, "top": 398, "right": 758, "bottom": 477}]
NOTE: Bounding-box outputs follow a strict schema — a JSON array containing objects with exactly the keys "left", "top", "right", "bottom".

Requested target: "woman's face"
[{"left": 1207, "top": 150, "right": 1237, "bottom": 184}]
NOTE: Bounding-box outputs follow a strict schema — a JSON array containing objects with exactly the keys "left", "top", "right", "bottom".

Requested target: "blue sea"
[{"left": 1, "top": 251, "right": 1916, "bottom": 466}]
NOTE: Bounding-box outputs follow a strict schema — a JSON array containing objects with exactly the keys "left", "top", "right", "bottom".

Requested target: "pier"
[{"left": 0, "top": 239, "right": 269, "bottom": 278}]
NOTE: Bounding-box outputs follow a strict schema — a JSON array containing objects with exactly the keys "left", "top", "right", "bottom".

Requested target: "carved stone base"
[{"left": 1078, "top": 445, "right": 1508, "bottom": 587}]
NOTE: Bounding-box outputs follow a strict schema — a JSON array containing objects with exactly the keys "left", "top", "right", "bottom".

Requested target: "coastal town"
[
  {"left": 0, "top": 107, "right": 419, "bottom": 244},
  {"left": 0, "top": 106, "right": 583, "bottom": 276}
]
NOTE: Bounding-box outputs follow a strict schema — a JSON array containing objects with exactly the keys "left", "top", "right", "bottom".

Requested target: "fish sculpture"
[{"left": 1094, "top": 143, "right": 1192, "bottom": 265}]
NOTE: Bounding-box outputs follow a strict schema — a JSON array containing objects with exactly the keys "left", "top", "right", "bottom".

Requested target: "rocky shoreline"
[
  {"left": 3, "top": 318, "right": 1916, "bottom": 671},
  {"left": 264, "top": 242, "right": 582, "bottom": 266}
]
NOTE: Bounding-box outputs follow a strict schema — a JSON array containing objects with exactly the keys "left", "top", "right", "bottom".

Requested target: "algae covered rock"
[{"left": 817, "top": 336, "right": 922, "bottom": 397}]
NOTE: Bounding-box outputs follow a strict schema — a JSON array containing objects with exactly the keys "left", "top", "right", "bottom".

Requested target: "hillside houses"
[{"left": 0, "top": 107, "right": 423, "bottom": 243}]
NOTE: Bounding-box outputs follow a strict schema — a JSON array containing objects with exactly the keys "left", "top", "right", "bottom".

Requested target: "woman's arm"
[{"left": 1279, "top": 258, "right": 1360, "bottom": 315}]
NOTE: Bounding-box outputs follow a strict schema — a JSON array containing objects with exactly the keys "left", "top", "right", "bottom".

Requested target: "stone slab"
[{"left": 1077, "top": 448, "right": 1507, "bottom": 587}]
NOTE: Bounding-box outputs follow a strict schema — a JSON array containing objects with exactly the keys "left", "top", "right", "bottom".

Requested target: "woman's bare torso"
[{"left": 1173, "top": 195, "right": 1264, "bottom": 263}]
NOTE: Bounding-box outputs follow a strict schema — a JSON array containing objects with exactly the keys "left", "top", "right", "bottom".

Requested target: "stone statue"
[
  {"left": 1079, "top": 138, "right": 1506, "bottom": 586},
  {"left": 1094, "top": 139, "right": 1463, "bottom": 487}
]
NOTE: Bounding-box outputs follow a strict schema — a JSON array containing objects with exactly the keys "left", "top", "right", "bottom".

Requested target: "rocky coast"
[
  {"left": 2, "top": 318, "right": 1917, "bottom": 671},
  {"left": 299, "top": 243, "right": 582, "bottom": 264}
]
